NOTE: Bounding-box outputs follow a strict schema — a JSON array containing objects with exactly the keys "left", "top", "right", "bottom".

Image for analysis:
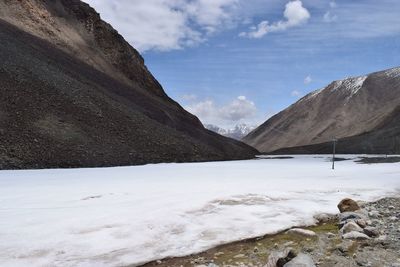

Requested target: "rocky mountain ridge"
[
  {"left": 243, "top": 67, "right": 400, "bottom": 153},
  {"left": 0, "top": 0, "right": 257, "bottom": 169}
]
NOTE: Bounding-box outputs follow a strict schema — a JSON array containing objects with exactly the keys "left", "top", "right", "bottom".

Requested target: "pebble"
[
  {"left": 363, "top": 226, "right": 379, "bottom": 237},
  {"left": 233, "top": 254, "right": 245, "bottom": 258},
  {"left": 342, "top": 231, "right": 370, "bottom": 240},
  {"left": 286, "top": 228, "right": 317, "bottom": 237},
  {"left": 356, "top": 259, "right": 369, "bottom": 266},
  {"left": 356, "top": 219, "right": 367, "bottom": 228},
  {"left": 339, "top": 212, "right": 367, "bottom": 223},
  {"left": 368, "top": 210, "right": 380, "bottom": 218},
  {"left": 336, "top": 240, "right": 353, "bottom": 254},
  {"left": 283, "top": 241, "right": 295, "bottom": 246},
  {"left": 341, "top": 221, "right": 363, "bottom": 234},
  {"left": 314, "top": 213, "right": 337, "bottom": 223},
  {"left": 283, "top": 253, "right": 316, "bottom": 267},
  {"left": 376, "top": 234, "right": 387, "bottom": 241},
  {"left": 326, "top": 232, "right": 336, "bottom": 238}
]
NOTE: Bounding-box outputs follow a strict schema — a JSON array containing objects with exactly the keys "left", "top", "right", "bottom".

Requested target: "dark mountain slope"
[
  {"left": 272, "top": 105, "right": 400, "bottom": 154},
  {"left": 0, "top": 2, "right": 257, "bottom": 169},
  {"left": 243, "top": 67, "right": 400, "bottom": 154},
  {"left": 0, "top": 0, "right": 165, "bottom": 97}
]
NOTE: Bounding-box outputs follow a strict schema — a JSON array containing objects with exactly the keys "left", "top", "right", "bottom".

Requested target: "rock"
[
  {"left": 341, "top": 221, "right": 364, "bottom": 234},
  {"left": 356, "top": 219, "right": 367, "bottom": 228},
  {"left": 356, "top": 259, "right": 369, "bottom": 266},
  {"left": 192, "top": 257, "right": 206, "bottom": 264},
  {"left": 264, "top": 249, "right": 296, "bottom": 267},
  {"left": 368, "top": 210, "right": 380, "bottom": 218},
  {"left": 233, "top": 254, "right": 245, "bottom": 258},
  {"left": 283, "top": 253, "right": 316, "bottom": 267},
  {"left": 336, "top": 240, "right": 354, "bottom": 254},
  {"left": 305, "top": 247, "right": 314, "bottom": 253},
  {"left": 326, "top": 232, "right": 336, "bottom": 238},
  {"left": 338, "top": 198, "right": 361, "bottom": 213},
  {"left": 377, "top": 234, "right": 388, "bottom": 241},
  {"left": 314, "top": 213, "right": 337, "bottom": 223},
  {"left": 283, "top": 241, "right": 295, "bottom": 247},
  {"left": 342, "top": 231, "right": 370, "bottom": 240},
  {"left": 339, "top": 212, "right": 367, "bottom": 224},
  {"left": 276, "top": 250, "right": 297, "bottom": 267},
  {"left": 286, "top": 228, "right": 317, "bottom": 237},
  {"left": 363, "top": 227, "right": 379, "bottom": 237}
]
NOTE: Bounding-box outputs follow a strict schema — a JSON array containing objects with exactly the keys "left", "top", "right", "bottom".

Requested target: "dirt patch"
[{"left": 356, "top": 157, "right": 400, "bottom": 164}]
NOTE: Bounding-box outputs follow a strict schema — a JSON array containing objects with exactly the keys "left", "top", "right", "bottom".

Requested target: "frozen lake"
[{"left": 0, "top": 155, "right": 399, "bottom": 266}]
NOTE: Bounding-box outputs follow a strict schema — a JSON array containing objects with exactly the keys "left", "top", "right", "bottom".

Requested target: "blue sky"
[{"left": 85, "top": 0, "right": 400, "bottom": 128}]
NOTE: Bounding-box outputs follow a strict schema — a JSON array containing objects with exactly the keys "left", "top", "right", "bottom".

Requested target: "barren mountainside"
[
  {"left": 0, "top": 0, "right": 257, "bottom": 169},
  {"left": 243, "top": 67, "right": 400, "bottom": 153}
]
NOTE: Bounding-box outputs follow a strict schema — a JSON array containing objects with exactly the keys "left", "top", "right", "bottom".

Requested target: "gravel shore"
[{"left": 137, "top": 197, "right": 400, "bottom": 267}]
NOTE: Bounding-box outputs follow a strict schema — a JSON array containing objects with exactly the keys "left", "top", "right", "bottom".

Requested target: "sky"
[{"left": 84, "top": 0, "right": 400, "bottom": 129}]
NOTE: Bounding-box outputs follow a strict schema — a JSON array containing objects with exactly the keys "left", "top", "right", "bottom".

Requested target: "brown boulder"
[{"left": 337, "top": 198, "right": 360, "bottom": 213}]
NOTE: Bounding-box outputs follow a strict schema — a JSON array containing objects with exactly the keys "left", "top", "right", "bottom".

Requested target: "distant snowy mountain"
[
  {"left": 243, "top": 67, "right": 400, "bottom": 154},
  {"left": 205, "top": 123, "right": 256, "bottom": 140}
]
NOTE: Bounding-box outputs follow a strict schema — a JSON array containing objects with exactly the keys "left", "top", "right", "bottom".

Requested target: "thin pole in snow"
[{"left": 332, "top": 138, "right": 337, "bottom": 170}]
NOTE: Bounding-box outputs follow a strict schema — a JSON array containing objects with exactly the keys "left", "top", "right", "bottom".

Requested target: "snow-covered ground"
[{"left": 0, "top": 155, "right": 399, "bottom": 267}]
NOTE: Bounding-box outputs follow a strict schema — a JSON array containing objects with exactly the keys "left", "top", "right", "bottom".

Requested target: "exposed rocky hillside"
[
  {"left": 0, "top": 0, "right": 257, "bottom": 169},
  {"left": 243, "top": 67, "right": 400, "bottom": 153},
  {"left": 205, "top": 123, "right": 256, "bottom": 140}
]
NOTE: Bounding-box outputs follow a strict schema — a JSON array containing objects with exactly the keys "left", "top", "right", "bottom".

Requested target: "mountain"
[
  {"left": 205, "top": 124, "right": 257, "bottom": 140},
  {"left": 243, "top": 67, "right": 400, "bottom": 154},
  {"left": 0, "top": 0, "right": 257, "bottom": 169}
]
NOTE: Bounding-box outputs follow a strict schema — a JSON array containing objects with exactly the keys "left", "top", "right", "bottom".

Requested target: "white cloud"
[
  {"left": 186, "top": 0, "right": 239, "bottom": 33},
  {"left": 84, "top": 0, "right": 238, "bottom": 52},
  {"left": 323, "top": 11, "right": 338, "bottom": 23},
  {"left": 329, "top": 1, "right": 337, "bottom": 8},
  {"left": 181, "top": 94, "right": 198, "bottom": 101},
  {"left": 291, "top": 90, "right": 302, "bottom": 97},
  {"left": 185, "top": 96, "right": 257, "bottom": 126},
  {"left": 220, "top": 96, "right": 256, "bottom": 121},
  {"left": 186, "top": 100, "right": 215, "bottom": 118},
  {"left": 323, "top": 1, "right": 338, "bottom": 23},
  {"left": 304, "top": 75, "right": 312, "bottom": 84},
  {"left": 239, "top": 0, "right": 310, "bottom": 39},
  {"left": 84, "top": 0, "right": 400, "bottom": 52}
]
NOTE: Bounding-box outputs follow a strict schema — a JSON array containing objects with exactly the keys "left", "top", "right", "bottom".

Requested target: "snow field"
[{"left": 0, "top": 155, "right": 399, "bottom": 266}]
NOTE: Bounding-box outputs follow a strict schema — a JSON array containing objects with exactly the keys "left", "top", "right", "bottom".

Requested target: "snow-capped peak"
[
  {"left": 205, "top": 123, "right": 257, "bottom": 140},
  {"left": 331, "top": 75, "right": 367, "bottom": 96},
  {"left": 384, "top": 67, "right": 400, "bottom": 78}
]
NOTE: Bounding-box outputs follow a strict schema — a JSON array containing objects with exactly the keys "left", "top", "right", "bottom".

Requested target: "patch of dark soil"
[
  {"left": 356, "top": 157, "right": 400, "bottom": 164},
  {"left": 262, "top": 156, "right": 294, "bottom": 160}
]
